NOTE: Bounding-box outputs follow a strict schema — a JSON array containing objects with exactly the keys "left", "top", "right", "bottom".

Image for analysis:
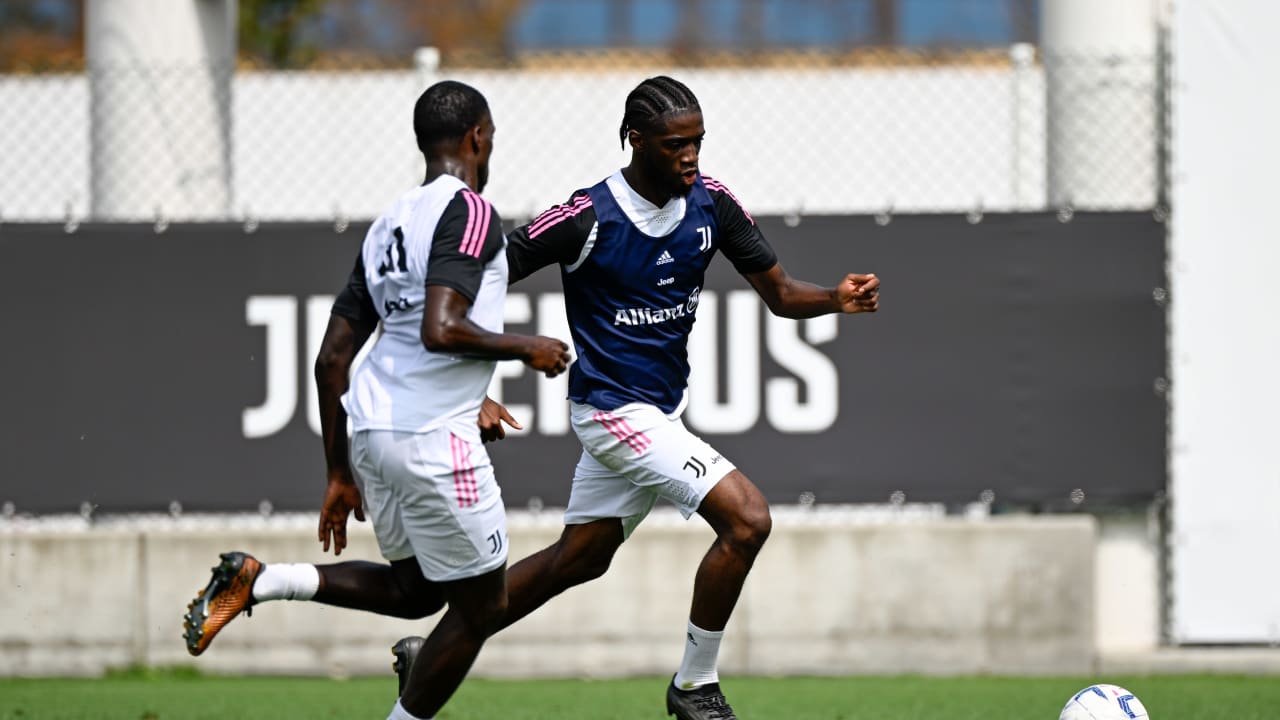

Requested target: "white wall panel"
[{"left": 1170, "top": 0, "right": 1280, "bottom": 644}]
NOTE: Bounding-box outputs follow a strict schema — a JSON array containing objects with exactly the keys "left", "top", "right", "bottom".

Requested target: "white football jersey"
[{"left": 342, "top": 175, "right": 508, "bottom": 433}]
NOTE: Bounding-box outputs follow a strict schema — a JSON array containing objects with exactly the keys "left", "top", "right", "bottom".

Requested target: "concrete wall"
[
  {"left": 1093, "top": 511, "right": 1161, "bottom": 655},
  {"left": 1, "top": 511, "right": 1098, "bottom": 678}
]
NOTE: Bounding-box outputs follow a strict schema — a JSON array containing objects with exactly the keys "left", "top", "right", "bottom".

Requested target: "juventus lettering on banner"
[
  {"left": 0, "top": 214, "right": 1166, "bottom": 513},
  {"left": 240, "top": 288, "right": 840, "bottom": 442}
]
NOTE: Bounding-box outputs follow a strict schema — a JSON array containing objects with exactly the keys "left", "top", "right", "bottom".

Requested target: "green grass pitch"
[{"left": 3, "top": 671, "right": 1278, "bottom": 719}]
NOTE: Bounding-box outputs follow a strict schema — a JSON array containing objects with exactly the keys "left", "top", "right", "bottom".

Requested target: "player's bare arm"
[
  {"left": 743, "top": 263, "right": 879, "bottom": 319},
  {"left": 422, "top": 284, "right": 571, "bottom": 377},
  {"left": 314, "top": 311, "right": 375, "bottom": 555},
  {"left": 704, "top": 171, "right": 877, "bottom": 321}
]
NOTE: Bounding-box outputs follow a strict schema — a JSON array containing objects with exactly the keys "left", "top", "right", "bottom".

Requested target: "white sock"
[
  {"left": 250, "top": 563, "right": 319, "bottom": 602},
  {"left": 387, "top": 699, "right": 431, "bottom": 720},
  {"left": 673, "top": 621, "right": 723, "bottom": 690}
]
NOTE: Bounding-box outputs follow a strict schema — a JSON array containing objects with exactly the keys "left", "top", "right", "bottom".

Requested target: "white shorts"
[
  {"left": 564, "top": 401, "right": 737, "bottom": 538},
  {"left": 349, "top": 426, "right": 507, "bottom": 582}
]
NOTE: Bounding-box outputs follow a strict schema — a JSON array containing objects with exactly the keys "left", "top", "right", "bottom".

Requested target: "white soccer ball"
[{"left": 1060, "top": 684, "right": 1149, "bottom": 720}]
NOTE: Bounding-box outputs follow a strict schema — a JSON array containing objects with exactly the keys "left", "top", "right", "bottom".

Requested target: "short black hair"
[
  {"left": 413, "top": 80, "right": 489, "bottom": 154},
  {"left": 619, "top": 76, "right": 701, "bottom": 149}
]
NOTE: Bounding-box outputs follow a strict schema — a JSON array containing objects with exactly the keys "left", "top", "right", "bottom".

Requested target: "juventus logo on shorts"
[
  {"left": 683, "top": 456, "right": 707, "bottom": 478},
  {"left": 486, "top": 530, "right": 504, "bottom": 555}
]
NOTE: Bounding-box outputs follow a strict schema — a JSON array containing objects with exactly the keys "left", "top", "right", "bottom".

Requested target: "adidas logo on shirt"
[{"left": 656, "top": 250, "right": 674, "bottom": 265}]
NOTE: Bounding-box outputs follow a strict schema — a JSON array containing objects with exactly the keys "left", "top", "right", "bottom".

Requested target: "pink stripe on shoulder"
[
  {"left": 701, "top": 175, "right": 755, "bottom": 224},
  {"left": 471, "top": 191, "right": 492, "bottom": 257},
  {"left": 528, "top": 194, "right": 593, "bottom": 239},
  {"left": 461, "top": 190, "right": 490, "bottom": 258},
  {"left": 460, "top": 191, "right": 479, "bottom": 256},
  {"left": 528, "top": 195, "right": 590, "bottom": 236}
]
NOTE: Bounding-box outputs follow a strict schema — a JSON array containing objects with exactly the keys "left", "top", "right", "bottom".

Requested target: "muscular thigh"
[{"left": 695, "top": 468, "right": 771, "bottom": 537}]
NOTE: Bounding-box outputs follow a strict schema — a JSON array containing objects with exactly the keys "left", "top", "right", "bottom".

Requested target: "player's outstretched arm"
[
  {"left": 314, "top": 311, "right": 376, "bottom": 555},
  {"left": 421, "top": 285, "right": 571, "bottom": 377},
  {"left": 708, "top": 177, "right": 878, "bottom": 319},
  {"left": 743, "top": 263, "right": 880, "bottom": 319}
]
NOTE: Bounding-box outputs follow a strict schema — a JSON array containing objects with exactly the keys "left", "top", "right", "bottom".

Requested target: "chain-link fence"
[{"left": 0, "top": 48, "right": 1164, "bottom": 223}]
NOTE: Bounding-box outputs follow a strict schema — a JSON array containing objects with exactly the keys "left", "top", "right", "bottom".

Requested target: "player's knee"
[
  {"left": 391, "top": 574, "right": 445, "bottom": 619},
  {"left": 570, "top": 551, "right": 614, "bottom": 584},
  {"left": 728, "top": 505, "right": 772, "bottom": 555},
  {"left": 405, "top": 593, "right": 446, "bottom": 619},
  {"left": 461, "top": 593, "right": 508, "bottom": 637},
  {"left": 480, "top": 595, "right": 509, "bottom": 635},
  {"left": 383, "top": 595, "right": 441, "bottom": 619},
  {"left": 550, "top": 541, "right": 616, "bottom": 587}
]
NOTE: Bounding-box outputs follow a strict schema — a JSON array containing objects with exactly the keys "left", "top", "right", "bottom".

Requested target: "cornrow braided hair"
[{"left": 618, "top": 76, "right": 702, "bottom": 149}]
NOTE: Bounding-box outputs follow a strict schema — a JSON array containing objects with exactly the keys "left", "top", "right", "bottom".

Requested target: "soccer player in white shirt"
[{"left": 182, "top": 80, "right": 570, "bottom": 720}]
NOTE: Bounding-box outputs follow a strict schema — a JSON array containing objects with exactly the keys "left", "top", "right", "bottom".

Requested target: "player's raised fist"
[{"left": 836, "top": 273, "right": 879, "bottom": 313}]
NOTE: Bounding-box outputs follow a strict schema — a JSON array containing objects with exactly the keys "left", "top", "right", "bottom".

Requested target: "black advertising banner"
[{"left": 0, "top": 214, "right": 1165, "bottom": 513}]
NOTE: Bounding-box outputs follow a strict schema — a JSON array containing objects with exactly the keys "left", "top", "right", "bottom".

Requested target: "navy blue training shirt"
[{"left": 506, "top": 172, "right": 778, "bottom": 414}]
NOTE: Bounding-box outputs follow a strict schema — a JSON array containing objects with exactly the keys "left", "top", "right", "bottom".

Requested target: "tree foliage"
[
  {"left": 0, "top": 0, "right": 84, "bottom": 71},
  {"left": 238, "top": 0, "right": 324, "bottom": 68}
]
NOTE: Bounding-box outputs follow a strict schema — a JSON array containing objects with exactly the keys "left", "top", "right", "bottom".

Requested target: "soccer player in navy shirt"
[{"left": 401, "top": 76, "right": 880, "bottom": 720}]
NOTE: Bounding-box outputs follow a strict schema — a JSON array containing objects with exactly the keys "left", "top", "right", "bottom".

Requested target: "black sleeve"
[
  {"left": 710, "top": 184, "right": 778, "bottom": 275},
  {"left": 330, "top": 251, "right": 379, "bottom": 328},
  {"left": 425, "top": 190, "right": 506, "bottom": 303},
  {"left": 506, "top": 189, "right": 597, "bottom": 283}
]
